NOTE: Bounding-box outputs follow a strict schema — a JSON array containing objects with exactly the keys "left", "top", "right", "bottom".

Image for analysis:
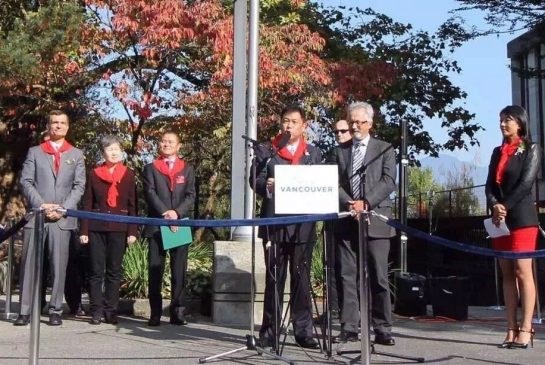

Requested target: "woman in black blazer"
[
  {"left": 485, "top": 105, "right": 540, "bottom": 349},
  {"left": 80, "top": 135, "right": 137, "bottom": 325}
]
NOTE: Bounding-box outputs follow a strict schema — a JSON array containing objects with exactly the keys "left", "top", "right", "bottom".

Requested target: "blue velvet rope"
[
  {"left": 5, "top": 208, "right": 541, "bottom": 260},
  {"left": 0, "top": 215, "right": 30, "bottom": 244},
  {"left": 63, "top": 208, "right": 340, "bottom": 227},
  {"left": 385, "top": 217, "right": 545, "bottom": 259}
]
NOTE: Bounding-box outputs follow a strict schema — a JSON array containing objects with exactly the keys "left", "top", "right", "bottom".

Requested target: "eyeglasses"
[
  {"left": 351, "top": 120, "right": 370, "bottom": 126},
  {"left": 334, "top": 129, "right": 350, "bottom": 134}
]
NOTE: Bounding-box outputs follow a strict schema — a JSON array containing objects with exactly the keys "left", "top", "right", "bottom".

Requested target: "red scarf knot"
[
  {"left": 94, "top": 163, "right": 128, "bottom": 208},
  {"left": 496, "top": 137, "right": 521, "bottom": 184},
  {"left": 272, "top": 134, "right": 307, "bottom": 164},
  {"left": 40, "top": 141, "right": 73, "bottom": 174},
  {"left": 152, "top": 156, "right": 186, "bottom": 191}
]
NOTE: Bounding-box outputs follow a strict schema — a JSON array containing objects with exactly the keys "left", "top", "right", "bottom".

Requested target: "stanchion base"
[
  {"left": 487, "top": 306, "right": 505, "bottom": 311},
  {"left": 0, "top": 313, "right": 18, "bottom": 320}
]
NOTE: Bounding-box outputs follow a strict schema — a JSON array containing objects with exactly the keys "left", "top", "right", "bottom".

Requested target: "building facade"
[{"left": 507, "top": 25, "right": 545, "bottom": 200}]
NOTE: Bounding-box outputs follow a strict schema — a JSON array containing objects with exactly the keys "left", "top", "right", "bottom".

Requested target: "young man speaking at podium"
[
  {"left": 251, "top": 105, "right": 321, "bottom": 349},
  {"left": 328, "top": 101, "right": 397, "bottom": 346}
]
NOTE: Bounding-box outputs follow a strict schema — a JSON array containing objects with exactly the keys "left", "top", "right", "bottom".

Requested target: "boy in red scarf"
[{"left": 142, "top": 132, "right": 196, "bottom": 326}]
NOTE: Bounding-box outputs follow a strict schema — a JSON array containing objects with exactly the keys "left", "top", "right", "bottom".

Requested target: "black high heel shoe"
[
  {"left": 498, "top": 327, "right": 518, "bottom": 348},
  {"left": 509, "top": 328, "right": 535, "bottom": 349}
]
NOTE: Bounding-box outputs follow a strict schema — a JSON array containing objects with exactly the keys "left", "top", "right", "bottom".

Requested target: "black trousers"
[
  {"left": 65, "top": 231, "right": 90, "bottom": 312},
  {"left": 259, "top": 240, "right": 315, "bottom": 341},
  {"left": 147, "top": 231, "right": 188, "bottom": 318},
  {"left": 336, "top": 219, "right": 392, "bottom": 334},
  {"left": 324, "top": 221, "right": 340, "bottom": 312},
  {"left": 88, "top": 231, "right": 126, "bottom": 316}
]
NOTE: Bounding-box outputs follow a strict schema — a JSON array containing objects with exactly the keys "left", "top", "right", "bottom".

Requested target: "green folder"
[{"left": 160, "top": 223, "right": 192, "bottom": 250}]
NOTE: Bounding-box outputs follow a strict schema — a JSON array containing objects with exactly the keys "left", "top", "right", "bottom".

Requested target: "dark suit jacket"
[
  {"left": 485, "top": 142, "right": 540, "bottom": 230},
  {"left": 251, "top": 143, "right": 322, "bottom": 243},
  {"left": 327, "top": 137, "right": 396, "bottom": 238},
  {"left": 80, "top": 168, "right": 138, "bottom": 237},
  {"left": 142, "top": 160, "right": 196, "bottom": 237}
]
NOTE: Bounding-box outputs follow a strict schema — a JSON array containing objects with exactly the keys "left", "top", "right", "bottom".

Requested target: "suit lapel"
[{"left": 362, "top": 137, "right": 375, "bottom": 167}]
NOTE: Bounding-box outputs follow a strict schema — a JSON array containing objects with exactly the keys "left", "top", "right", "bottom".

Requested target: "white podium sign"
[{"left": 274, "top": 165, "right": 339, "bottom": 214}]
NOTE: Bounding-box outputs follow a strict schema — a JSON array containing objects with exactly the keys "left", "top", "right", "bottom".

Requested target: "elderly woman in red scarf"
[
  {"left": 485, "top": 105, "right": 540, "bottom": 349},
  {"left": 80, "top": 135, "right": 137, "bottom": 325}
]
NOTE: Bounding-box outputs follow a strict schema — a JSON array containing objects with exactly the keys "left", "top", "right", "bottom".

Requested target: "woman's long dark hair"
[{"left": 500, "top": 105, "right": 531, "bottom": 143}]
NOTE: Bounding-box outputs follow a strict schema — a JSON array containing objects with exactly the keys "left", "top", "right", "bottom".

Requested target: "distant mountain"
[{"left": 419, "top": 154, "right": 488, "bottom": 186}]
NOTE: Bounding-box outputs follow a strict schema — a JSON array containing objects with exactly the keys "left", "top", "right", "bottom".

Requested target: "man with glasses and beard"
[{"left": 328, "top": 102, "right": 397, "bottom": 346}]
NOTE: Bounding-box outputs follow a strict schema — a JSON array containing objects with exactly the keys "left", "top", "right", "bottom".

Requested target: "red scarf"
[
  {"left": 496, "top": 137, "right": 521, "bottom": 184},
  {"left": 94, "top": 163, "right": 128, "bottom": 208},
  {"left": 152, "top": 157, "right": 186, "bottom": 191},
  {"left": 40, "top": 140, "right": 73, "bottom": 174},
  {"left": 272, "top": 134, "right": 307, "bottom": 164}
]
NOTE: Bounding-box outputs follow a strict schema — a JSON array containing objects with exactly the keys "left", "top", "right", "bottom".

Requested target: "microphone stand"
[
  {"left": 337, "top": 159, "right": 424, "bottom": 364},
  {"left": 199, "top": 137, "right": 292, "bottom": 364}
]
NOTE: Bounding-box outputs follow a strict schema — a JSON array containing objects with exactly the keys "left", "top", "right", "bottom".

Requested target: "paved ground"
[{"left": 1, "top": 298, "right": 544, "bottom": 365}]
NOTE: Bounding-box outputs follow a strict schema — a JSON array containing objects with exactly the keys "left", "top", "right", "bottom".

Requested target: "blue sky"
[{"left": 320, "top": 0, "right": 523, "bottom": 166}]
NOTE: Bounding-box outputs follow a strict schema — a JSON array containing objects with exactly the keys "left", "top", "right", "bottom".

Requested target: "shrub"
[{"left": 120, "top": 238, "right": 213, "bottom": 300}]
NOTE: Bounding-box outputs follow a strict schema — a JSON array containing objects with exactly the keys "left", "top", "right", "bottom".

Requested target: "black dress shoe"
[
  {"left": 89, "top": 314, "right": 102, "bottom": 325},
  {"left": 296, "top": 337, "right": 320, "bottom": 349},
  {"left": 148, "top": 317, "right": 161, "bottom": 326},
  {"left": 169, "top": 316, "right": 188, "bottom": 325},
  {"left": 104, "top": 313, "right": 119, "bottom": 325},
  {"left": 70, "top": 304, "right": 86, "bottom": 317},
  {"left": 49, "top": 313, "right": 62, "bottom": 326},
  {"left": 374, "top": 332, "right": 395, "bottom": 346},
  {"left": 333, "top": 331, "right": 359, "bottom": 343},
  {"left": 258, "top": 335, "right": 274, "bottom": 349},
  {"left": 13, "top": 314, "right": 30, "bottom": 326}
]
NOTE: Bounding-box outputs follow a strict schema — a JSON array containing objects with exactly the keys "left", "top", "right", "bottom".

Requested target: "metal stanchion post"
[
  {"left": 532, "top": 259, "right": 544, "bottom": 324},
  {"left": 29, "top": 209, "right": 45, "bottom": 365},
  {"left": 488, "top": 258, "right": 505, "bottom": 311},
  {"left": 1, "top": 219, "right": 18, "bottom": 320}
]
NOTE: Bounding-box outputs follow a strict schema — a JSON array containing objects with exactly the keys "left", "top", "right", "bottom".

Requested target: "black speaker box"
[
  {"left": 394, "top": 272, "right": 427, "bottom": 316},
  {"left": 431, "top": 276, "right": 470, "bottom": 320}
]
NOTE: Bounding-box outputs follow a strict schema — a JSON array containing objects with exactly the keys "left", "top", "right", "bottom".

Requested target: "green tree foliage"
[
  {"left": 0, "top": 0, "right": 88, "bottom": 222},
  {"left": 407, "top": 167, "right": 442, "bottom": 218},
  {"left": 453, "top": 0, "right": 545, "bottom": 34},
  {"left": 304, "top": 4, "right": 482, "bottom": 159},
  {"left": 433, "top": 164, "right": 483, "bottom": 217}
]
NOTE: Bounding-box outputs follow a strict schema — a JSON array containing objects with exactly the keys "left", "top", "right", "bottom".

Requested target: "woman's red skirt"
[{"left": 492, "top": 226, "right": 538, "bottom": 252}]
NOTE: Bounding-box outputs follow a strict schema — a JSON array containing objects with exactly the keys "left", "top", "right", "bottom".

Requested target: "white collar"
[
  {"left": 49, "top": 140, "right": 63, "bottom": 150},
  {"left": 354, "top": 135, "right": 370, "bottom": 148}
]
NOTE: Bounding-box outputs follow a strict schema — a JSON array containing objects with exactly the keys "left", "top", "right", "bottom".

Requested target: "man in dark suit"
[
  {"left": 16, "top": 110, "right": 86, "bottom": 326},
  {"left": 328, "top": 101, "right": 397, "bottom": 345},
  {"left": 326, "top": 119, "right": 353, "bottom": 319},
  {"left": 252, "top": 105, "right": 321, "bottom": 350},
  {"left": 143, "top": 131, "right": 196, "bottom": 326}
]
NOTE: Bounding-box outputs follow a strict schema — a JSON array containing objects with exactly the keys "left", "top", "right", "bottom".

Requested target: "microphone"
[
  {"left": 276, "top": 131, "right": 291, "bottom": 150},
  {"left": 241, "top": 135, "right": 260, "bottom": 146}
]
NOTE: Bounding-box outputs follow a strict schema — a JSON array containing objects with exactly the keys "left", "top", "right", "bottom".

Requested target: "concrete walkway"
[{"left": 1, "top": 299, "right": 543, "bottom": 364}]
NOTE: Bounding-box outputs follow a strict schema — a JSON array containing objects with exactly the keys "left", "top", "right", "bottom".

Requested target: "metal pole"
[
  {"left": 532, "top": 259, "right": 544, "bottom": 324},
  {"left": 1, "top": 219, "right": 17, "bottom": 320},
  {"left": 358, "top": 214, "right": 370, "bottom": 365},
  {"left": 488, "top": 258, "right": 504, "bottom": 311},
  {"left": 244, "top": 0, "right": 259, "bottom": 221},
  {"left": 230, "top": 0, "right": 250, "bottom": 240},
  {"left": 29, "top": 209, "right": 45, "bottom": 365},
  {"left": 399, "top": 119, "right": 408, "bottom": 273}
]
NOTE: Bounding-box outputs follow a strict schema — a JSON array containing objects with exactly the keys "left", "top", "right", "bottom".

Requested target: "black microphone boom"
[
  {"left": 241, "top": 135, "right": 260, "bottom": 146},
  {"left": 277, "top": 131, "right": 291, "bottom": 150}
]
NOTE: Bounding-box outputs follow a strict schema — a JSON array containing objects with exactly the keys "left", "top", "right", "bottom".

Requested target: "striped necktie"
[{"left": 351, "top": 142, "right": 364, "bottom": 199}]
